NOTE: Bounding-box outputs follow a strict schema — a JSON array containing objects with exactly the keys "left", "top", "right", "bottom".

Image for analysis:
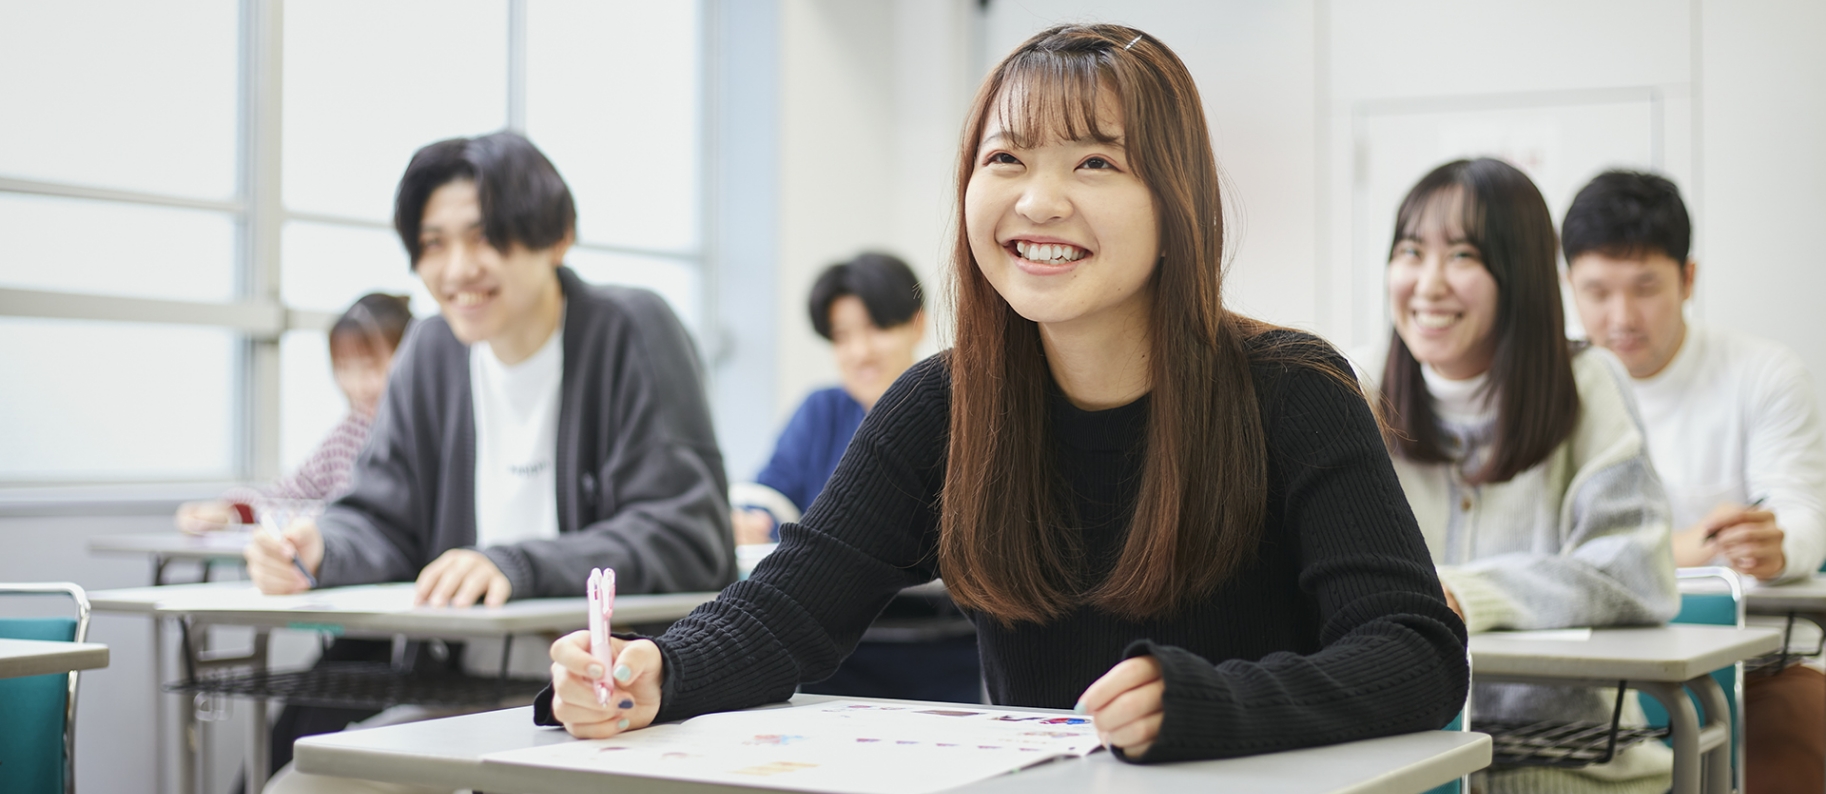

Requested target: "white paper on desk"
[
  {"left": 1483, "top": 628, "right": 1594, "bottom": 641},
  {"left": 154, "top": 583, "right": 419, "bottom": 613},
  {"left": 482, "top": 699, "right": 1103, "bottom": 794}
]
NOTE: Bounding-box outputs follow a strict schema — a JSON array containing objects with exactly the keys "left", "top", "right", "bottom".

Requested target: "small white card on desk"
[
  {"left": 154, "top": 583, "right": 420, "bottom": 613},
  {"left": 1483, "top": 628, "right": 1594, "bottom": 642},
  {"left": 482, "top": 699, "right": 1104, "bottom": 794}
]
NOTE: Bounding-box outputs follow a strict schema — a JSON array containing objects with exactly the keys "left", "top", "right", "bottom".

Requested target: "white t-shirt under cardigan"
[
  {"left": 1630, "top": 324, "right": 1826, "bottom": 582},
  {"left": 470, "top": 320, "right": 564, "bottom": 550}
]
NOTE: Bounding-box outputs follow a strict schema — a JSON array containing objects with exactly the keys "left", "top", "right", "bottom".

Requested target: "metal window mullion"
[
  {"left": 697, "top": 0, "right": 724, "bottom": 372},
  {"left": 508, "top": 0, "right": 528, "bottom": 133},
  {"left": 241, "top": 0, "right": 285, "bottom": 483},
  {"left": 0, "top": 177, "right": 244, "bottom": 213}
]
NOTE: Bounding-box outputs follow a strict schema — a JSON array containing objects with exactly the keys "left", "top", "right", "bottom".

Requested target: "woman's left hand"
[{"left": 1077, "top": 655, "right": 1164, "bottom": 759}]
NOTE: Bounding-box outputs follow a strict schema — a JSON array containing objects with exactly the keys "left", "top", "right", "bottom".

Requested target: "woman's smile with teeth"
[
  {"left": 1412, "top": 310, "right": 1460, "bottom": 330},
  {"left": 453, "top": 291, "right": 491, "bottom": 307},
  {"left": 1013, "top": 240, "right": 1089, "bottom": 264}
]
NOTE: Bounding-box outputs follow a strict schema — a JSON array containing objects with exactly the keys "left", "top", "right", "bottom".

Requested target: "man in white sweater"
[{"left": 1565, "top": 169, "right": 1826, "bottom": 794}]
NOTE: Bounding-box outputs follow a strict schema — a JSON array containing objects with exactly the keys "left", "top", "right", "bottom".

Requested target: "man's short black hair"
[
  {"left": 808, "top": 252, "right": 924, "bottom": 340},
  {"left": 393, "top": 131, "right": 576, "bottom": 268},
  {"left": 1562, "top": 169, "right": 1691, "bottom": 266}
]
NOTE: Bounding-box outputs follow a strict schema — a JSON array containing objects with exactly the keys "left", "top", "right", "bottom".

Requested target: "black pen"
[{"left": 1703, "top": 495, "right": 1767, "bottom": 543}]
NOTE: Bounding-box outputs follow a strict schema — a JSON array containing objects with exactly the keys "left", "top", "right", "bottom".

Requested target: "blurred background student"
[
  {"left": 731, "top": 253, "right": 926, "bottom": 543},
  {"left": 730, "top": 252, "right": 982, "bottom": 704},
  {"left": 174, "top": 293, "right": 412, "bottom": 534},
  {"left": 1362, "top": 158, "right": 1678, "bottom": 794},
  {"left": 1564, "top": 170, "right": 1826, "bottom": 794}
]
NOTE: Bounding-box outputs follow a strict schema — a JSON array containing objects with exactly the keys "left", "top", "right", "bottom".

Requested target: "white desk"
[
  {"left": 1470, "top": 625, "right": 1781, "bottom": 794},
  {"left": 1743, "top": 573, "right": 1826, "bottom": 624},
  {"left": 296, "top": 697, "right": 1493, "bottom": 794},
  {"left": 0, "top": 638, "right": 109, "bottom": 679},
  {"left": 89, "top": 530, "right": 253, "bottom": 585},
  {"left": 88, "top": 581, "right": 716, "bottom": 794}
]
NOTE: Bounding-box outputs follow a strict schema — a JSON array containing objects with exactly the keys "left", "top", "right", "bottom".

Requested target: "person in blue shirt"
[
  {"left": 732, "top": 253, "right": 983, "bottom": 704},
  {"left": 732, "top": 252, "right": 927, "bottom": 542}
]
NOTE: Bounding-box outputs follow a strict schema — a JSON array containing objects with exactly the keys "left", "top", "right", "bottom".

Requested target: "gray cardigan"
[{"left": 315, "top": 266, "right": 736, "bottom": 597}]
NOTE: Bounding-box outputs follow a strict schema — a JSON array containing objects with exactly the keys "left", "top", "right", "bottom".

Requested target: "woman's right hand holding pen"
[
  {"left": 245, "top": 518, "right": 324, "bottom": 594},
  {"left": 550, "top": 630, "right": 664, "bottom": 738}
]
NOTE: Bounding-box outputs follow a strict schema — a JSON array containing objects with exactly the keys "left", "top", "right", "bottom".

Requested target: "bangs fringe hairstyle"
[
  {"left": 1380, "top": 158, "right": 1578, "bottom": 484},
  {"left": 940, "top": 24, "right": 1315, "bottom": 624}
]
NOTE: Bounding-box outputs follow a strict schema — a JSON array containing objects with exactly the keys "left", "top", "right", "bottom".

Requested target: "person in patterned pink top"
[{"left": 175, "top": 293, "right": 414, "bottom": 533}]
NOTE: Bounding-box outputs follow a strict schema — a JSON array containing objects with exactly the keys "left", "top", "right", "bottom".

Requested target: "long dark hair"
[
  {"left": 1380, "top": 158, "right": 1578, "bottom": 484},
  {"left": 939, "top": 24, "right": 1284, "bottom": 624}
]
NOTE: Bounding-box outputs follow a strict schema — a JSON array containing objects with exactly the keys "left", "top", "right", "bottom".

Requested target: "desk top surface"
[
  {"left": 1469, "top": 624, "right": 1782, "bottom": 682},
  {"left": 0, "top": 638, "right": 109, "bottom": 679},
  {"left": 1743, "top": 574, "right": 1826, "bottom": 612},
  {"left": 295, "top": 698, "right": 1490, "bottom": 794},
  {"left": 89, "top": 530, "right": 252, "bottom": 560},
  {"left": 86, "top": 581, "right": 715, "bottom": 636}
]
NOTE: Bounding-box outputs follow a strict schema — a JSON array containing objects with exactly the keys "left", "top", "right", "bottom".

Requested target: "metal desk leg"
[
  {"left": 1639, "top": 677, "right": 1735, "bottom": 794},
  {"left": 1688, "top": 674, "right": 1734, "bottom": 794},
  {"left": 246, "top": 628, "right": 271, "bottom": 788}
]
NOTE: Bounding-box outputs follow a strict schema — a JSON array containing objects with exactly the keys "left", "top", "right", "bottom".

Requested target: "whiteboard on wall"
[{"left": 1349, "top": 90, "right": 1666, "bottom": 345}]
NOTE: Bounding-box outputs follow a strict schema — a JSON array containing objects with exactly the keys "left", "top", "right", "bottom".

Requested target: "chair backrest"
[
  {"left": 1641, "top": 568, "right": 1744, "bottom": 789},
  {"left": 0, "top": 583, "right": 90, "bottom": 794}
]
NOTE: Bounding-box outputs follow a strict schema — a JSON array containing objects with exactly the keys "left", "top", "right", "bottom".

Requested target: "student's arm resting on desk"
[
  {"left": 480, "top": 287, "right": 736, "bottom": 597},
  {"left": 1436, "top": 353, "right": 1679, "bottom": 632},
  {"left": 1108, "top": 351, "right": 1469, "bottom": 763},
  {"left": 1739, "top": 346, "right": 1826, "bottom": 581}
]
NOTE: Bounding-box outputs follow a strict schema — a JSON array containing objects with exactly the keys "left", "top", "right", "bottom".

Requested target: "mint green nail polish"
[
  {"left": 617, "top": 718, "right": 630, "bottom": 730},
  {"left": 613, "top": 664, "right": 633, "bottom": 682},
  {"left": 1073, "top": 701, "right": 1087, "bottom": 714},
  {"left": 587, "top": 664, "right": 605, "bottom": 679}
]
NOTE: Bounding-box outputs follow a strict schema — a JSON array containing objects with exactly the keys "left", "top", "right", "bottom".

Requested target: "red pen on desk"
[{"left": 586, "top": 567, "right": 617, "bottom": 706}]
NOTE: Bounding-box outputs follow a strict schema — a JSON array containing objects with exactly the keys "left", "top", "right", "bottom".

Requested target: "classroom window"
[
  {"left": 0, "top": 0, "right": 240, "bottom": 201},
  {"left": 0, "top": 0, "right": 712, "bottom": 488},
  {"left": 526, "top": 0, "right": 703, "bottom": 254},
  {"left": 282, "top": 0, "right": 510, "bottom": 223},
  {"left": 0, "top": 319, "right": 240, "bottom": 483},
  {"left": 0, "top": 194, "right": 240, "bottom": 303}
]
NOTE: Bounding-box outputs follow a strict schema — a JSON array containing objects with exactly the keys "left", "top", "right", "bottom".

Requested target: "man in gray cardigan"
[
  {"left": 247, "top": 133, "right": 733, "bottom": 604},
  {"left": 244, "top": 132, "right": 733, "bottom": 793}
]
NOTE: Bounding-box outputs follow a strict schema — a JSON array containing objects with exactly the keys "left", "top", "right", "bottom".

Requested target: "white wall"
[
  {"left": 1700, "top": 1, "right": 1826, "bottom": 397},
  {"left": 760, "top": 0, "right": 978, "bottom": 463}
]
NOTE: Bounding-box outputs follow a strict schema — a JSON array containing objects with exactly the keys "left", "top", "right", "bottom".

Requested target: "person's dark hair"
[
  {"left": 329, "top": 293, "right": 414, "bottom": 362},
  {"left": 807, "top": 253, "right": 924, "bottom": 339},
  {"left": 393, "top": 131, "right": 576, "bottom": 268},
  {"left": 1379, "top": 158, "right": 1579, "bottom": 485},
  {"left": 1561, "top": 169, "right": 1691, "bottom": 267},
  {"left": 940, "top": 24, "right": 1348, "bottom": 624}
]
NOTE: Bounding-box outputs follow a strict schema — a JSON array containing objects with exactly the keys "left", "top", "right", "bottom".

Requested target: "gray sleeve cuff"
[{"left": 482, "top": 545, "right": 536, "bottom": 601}]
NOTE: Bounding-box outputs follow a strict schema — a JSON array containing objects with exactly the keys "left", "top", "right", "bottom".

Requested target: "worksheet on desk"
[
  {"left": 482, "top": 700, "right": 1105, "bottom": 794},
  {"left": 153, "top": 583, "right": 419, "bottom": 613}
]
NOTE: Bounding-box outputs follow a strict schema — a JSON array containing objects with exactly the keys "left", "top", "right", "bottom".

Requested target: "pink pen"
[{"left": 586, "top": 567, "right": 617, "bottom": 706}]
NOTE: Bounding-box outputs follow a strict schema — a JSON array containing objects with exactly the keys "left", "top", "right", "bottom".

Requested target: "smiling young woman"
[
  {"left": 1366, "top": 159, "right": 1679, "bottom": 793},
  {"left": 543, "top": 24, "right": 1467, "bottom": 765}
]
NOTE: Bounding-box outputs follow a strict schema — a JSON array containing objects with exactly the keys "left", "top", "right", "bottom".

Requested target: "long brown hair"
[
  {"left": 939, "top": 25, "right": 1276, "bottom": 624},
  {"left": 1380, "top": 159, "right": 1579, "bottom": 484}
]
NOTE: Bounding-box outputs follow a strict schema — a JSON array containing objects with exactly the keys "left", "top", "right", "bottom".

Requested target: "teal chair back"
[
  {"left": 0, "top": 583, "right": 90, "bottom": 794},
  {"left": 1641, "top": 568, "right": 1744, "bottom": 790}
]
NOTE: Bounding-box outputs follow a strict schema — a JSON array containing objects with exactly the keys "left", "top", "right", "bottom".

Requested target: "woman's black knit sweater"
[{"left": 541, "top": 335, "right": 1468, "bottom": 763}]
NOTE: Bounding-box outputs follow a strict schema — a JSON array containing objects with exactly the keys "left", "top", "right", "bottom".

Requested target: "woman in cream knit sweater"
[{"left": 1363, "top": 158, "right": 1679, "bottom": 794}]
